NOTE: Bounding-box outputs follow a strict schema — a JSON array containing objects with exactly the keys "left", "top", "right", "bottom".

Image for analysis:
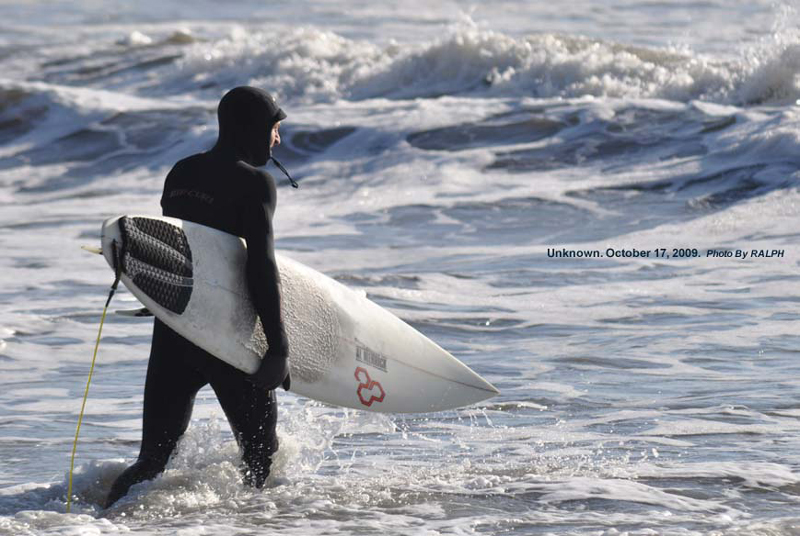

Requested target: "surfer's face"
[{"left": 270, "top": 122, "right": 281, "bottom": 148}]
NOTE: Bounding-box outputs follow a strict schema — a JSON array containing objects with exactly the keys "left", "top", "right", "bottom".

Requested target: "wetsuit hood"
[{"left": 215, "top": 86, "right": 286, "bottom": 167}]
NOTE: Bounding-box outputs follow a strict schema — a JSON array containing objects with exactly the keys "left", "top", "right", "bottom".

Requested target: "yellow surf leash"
[{"left": 67, "top": 244, "right": 121, "bottom": 513}]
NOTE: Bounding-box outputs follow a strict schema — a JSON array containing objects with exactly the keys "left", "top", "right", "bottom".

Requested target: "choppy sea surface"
[{"left": 2, "top": 1, "right": 800, "bottom": 534}]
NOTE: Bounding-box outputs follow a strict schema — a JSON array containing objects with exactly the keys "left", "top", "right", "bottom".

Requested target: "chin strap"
[{"left": 271, "top": 157, "right": 299, "bottom": 189}]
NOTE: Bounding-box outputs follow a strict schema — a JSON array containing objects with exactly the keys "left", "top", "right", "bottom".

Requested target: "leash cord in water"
[{"left": 67, "top": 243, "right": 121, "bottom": 513}]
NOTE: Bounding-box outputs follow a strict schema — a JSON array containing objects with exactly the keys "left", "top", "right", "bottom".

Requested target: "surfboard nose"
[
  {"left": 474, "top": 372, "right": 501, "bottom": 396},
  {"left": 389, "top": 352, "right": 499, "bottom": 412},
  {"left": 393, "top": 336, "right": 500, "bottom": 412},
  {"left": 442, "top": 357, "right": 500, "bottom": 406}
]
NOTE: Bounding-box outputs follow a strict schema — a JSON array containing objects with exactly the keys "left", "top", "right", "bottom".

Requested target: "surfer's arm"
[{"left": 243, "top": 199, "right": 289, "bottom": 358}]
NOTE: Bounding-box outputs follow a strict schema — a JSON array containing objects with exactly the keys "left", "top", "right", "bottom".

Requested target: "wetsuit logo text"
[{"left": 168, "top": 188, "right": 215, "bottom": 205}]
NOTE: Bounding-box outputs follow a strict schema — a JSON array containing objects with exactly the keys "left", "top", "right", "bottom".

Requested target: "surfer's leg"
[
  {"left": 105, "top": 320, "right": 207, "bottom": 507},
  {"left": 210, "top": 371, "right": 279, "bottom": 488}
]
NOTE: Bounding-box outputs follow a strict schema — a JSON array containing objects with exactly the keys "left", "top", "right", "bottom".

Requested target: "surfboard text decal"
[
  {"left": 355, "top": 367, "right": 386, "bottom": 407},
  {"left": 355, "top": 342, "right": 387, "bottom": 372}
]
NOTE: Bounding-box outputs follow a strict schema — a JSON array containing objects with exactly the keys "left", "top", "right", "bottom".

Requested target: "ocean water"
[{"left": 2, "top": 1, "right": 800, "bottom": 534}]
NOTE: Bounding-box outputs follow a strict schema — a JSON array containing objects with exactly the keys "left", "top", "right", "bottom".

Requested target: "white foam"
[{"left": 139, "top": 22, "right": 800, "bottom": 106}]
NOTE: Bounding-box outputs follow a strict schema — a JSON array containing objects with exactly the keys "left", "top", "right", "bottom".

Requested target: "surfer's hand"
[
  {"left": 249, "top": 351, "right": 290, "bottom": 391},
  {"left": 282, "top": 371, "right": 291, "bottom": 391}
]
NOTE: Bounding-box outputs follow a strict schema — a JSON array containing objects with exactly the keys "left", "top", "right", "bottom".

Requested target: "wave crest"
[{"left": 171, "top": 25, "right": 800, "bottom": 106}]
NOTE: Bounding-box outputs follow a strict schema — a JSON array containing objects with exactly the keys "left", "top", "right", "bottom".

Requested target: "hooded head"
[{"left": 215, "top": 86, "right": 287, "bottom": 167}]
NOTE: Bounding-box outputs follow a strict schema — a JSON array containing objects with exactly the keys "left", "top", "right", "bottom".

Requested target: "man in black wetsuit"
[{"left": 105, "top": 86, "right": 293, "bottom": 507}]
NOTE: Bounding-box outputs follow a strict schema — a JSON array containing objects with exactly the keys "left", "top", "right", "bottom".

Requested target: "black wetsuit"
[{"left": 106, "top": 87, "right": 290, "bottom": 507}]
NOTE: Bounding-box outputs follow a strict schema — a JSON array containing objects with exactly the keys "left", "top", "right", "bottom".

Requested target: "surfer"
[{"left": 105, "top": 86, "right": 292, "bottom": 507}]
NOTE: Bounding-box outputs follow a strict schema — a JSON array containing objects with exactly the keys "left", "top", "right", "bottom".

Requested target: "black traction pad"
[{"left": 118, "top": 217, "right": 193, "bottom": 314}]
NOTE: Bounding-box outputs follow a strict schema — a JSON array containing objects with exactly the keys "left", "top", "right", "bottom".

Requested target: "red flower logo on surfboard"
[{"left": 355, "top": 367, "right": 385, "bottom": 407}]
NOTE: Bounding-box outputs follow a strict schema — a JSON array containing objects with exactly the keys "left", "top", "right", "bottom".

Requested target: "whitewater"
[{"left": 2, "top": 1, "right": 800, "bottom": 534}]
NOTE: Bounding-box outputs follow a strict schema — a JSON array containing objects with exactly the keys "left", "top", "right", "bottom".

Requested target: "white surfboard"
[{"left": 99, "top": 215, "right": 498, "bottom": 413}]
